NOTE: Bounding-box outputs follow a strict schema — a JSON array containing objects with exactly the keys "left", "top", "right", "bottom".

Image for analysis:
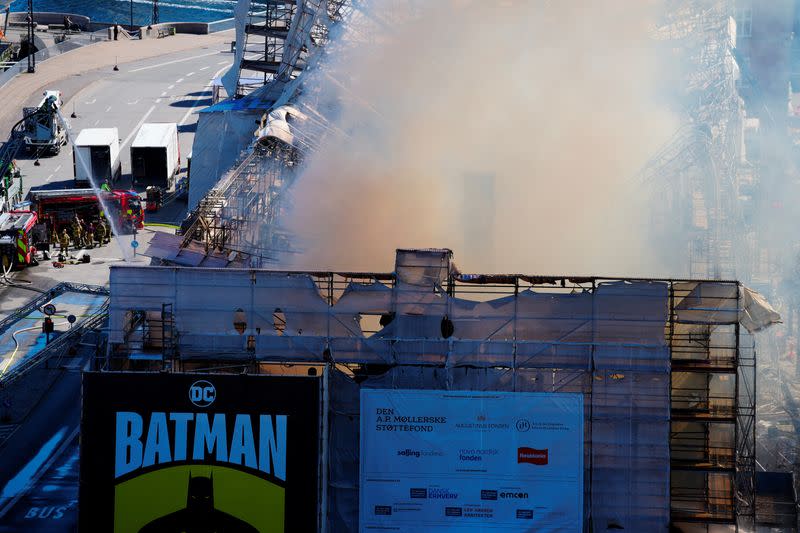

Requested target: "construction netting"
[{"left": 107, "top": 249, "right": 779, "bottom": 531}]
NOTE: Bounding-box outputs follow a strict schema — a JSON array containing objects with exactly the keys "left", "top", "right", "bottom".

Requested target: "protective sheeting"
[
  {"left": 221, "top": 0, "right": 251, "bottom": 97},
  {"left": 187, "top": 109, "right": 260, "bottom": 210},
  {"left": 255, "top": 105, "right": 309, "bottom": 149},
  {"left": 740, "top": 286, "right": 781, "bottom": 332},
  {"left": 107, "top": 249, "right": 778, "bottom": 532}
]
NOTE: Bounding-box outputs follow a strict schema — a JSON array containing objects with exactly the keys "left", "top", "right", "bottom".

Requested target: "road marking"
[
  {"left": 129, "top": 50, "right": 219, "bottom": 73},
  {"left": 127, "top": 98, "right": 140, "bottom": 105},
  {"left": 45, "top": 174, "right": 53, "bottom": 182},
  {"left": 84, "top": 98, "right": 96, "bottom": 105},
  {"left": 105, "top": 106, "right": 112, "bottom": 112},
  {"left": 166, "top": 86, "right": 173, "bottom": 91},
  {"left": 186, "top": 72, "right": 195, "bottom": 77},
  {"left": 0, "top": 426, "right": 78, "bottom": 520},
  {"left": 218, "top": 60, "right": 227, "bottom": 65},
  {"left": 94, "top": 119, "right": 100, "bottom": 126},
  {"left": 54, "top": 165, "right": 61, "bottom": 172},
  {"left": 121, "top": 105, "right": 156, "bottom": 150},
  {"left": 175, "top": 78, "right": 184, "bottom": 84},
  {"left": 178, "top": 64, "right": 230, "bottom": 126},
  {"left": 155, "top": 98, "right": 162, "bottom": 103},
  {"left": 199, "top": 66, "right": 209, "bottom": 71}
]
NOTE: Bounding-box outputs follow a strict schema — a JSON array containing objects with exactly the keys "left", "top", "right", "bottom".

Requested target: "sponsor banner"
[
  {"left": 359, "top": 389, "right": 583, "bottom": 532},
  {"left": 79, "top": 372, "right": 320, "bottom": 533}
]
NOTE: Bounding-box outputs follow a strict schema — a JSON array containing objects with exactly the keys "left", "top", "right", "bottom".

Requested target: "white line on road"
[
  {"left": 178, "top": 64, "right": 230, "bottom": 126},
  {"left": 155, "top": 98, "right": 162, "bottom": 103},
  {"left": 94, "top": 120, "right": 100, "bottom": 125},
  {"left": 175, "top": 78, "right": 184, "bottom": 84},
  {"left": 84, "top": 98, "right": 96, "bottom": 105},
  {"left": 54, "top": 165, "right": 61, "bottom": 172},
  {"left": 121, "top": 105, "right": 156, "bottom": 150},
  {"left": 199, "top": 66, "right": 209, "bottom": 71},
  {"left": 127, "top": 98, "right": 140, "bottom": 105},
  {"left": 105, "top": 106, "right": 112, "bottom": 112},
  {"left": 45, "top": 174, "right": 53, "bottom": 182},
  {"left": 129, "top": 50, "right": 220, "bottom": 73},
  {"left": 186, "top": 72, "right": 195, "bottom": 77},
  {"left": 218, "top": 60, "right": 227, "bottom": 65},
  {"left": 166, "top": 86, "right": 173, "bottom": 91}
]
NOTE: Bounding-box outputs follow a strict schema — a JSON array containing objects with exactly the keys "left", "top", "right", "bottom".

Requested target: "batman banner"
[{"left": 79, "top": 372, "right": 321, "bottom": 532}]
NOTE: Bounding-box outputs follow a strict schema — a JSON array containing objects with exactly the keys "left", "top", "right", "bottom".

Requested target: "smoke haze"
[{"left": 285, "top": 0, "right": 679, "bottom": 274}]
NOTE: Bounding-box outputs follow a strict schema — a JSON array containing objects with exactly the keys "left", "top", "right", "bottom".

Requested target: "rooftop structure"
[{"left": 106, "top": 248, "right": 779, "bottom": 531}]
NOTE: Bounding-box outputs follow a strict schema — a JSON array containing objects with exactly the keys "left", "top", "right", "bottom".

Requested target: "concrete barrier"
[
  {"left": 140, "top": 21, "right": 212, "bottom": 37},
  {"left": 6, "top": 12, "right": 233, "bottom": 37},
  {"left": 7, "top": 12, "right": 90, "bottom": 31}
]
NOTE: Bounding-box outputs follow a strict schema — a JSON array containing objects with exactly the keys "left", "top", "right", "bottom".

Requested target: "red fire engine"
[
  {"left": 28, "top": 188, "right": 143, "bottom": 240},
  {"left": 0, "top": 210, "right": 38, "bottom": 271}
]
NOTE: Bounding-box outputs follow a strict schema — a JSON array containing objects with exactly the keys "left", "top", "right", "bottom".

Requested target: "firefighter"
[
  {"left": 59, "top": 228, "right": 70, "bottom": 254},
  {"left": 97, "top": 216, "right": 111, "bottom": 245},
  {"left": 71, "top": 215, "right": 84, "bottom": 248},
  {"left": 86, "top": 221, "right": 95, "bottom": 248},
  {"left": 95, "top": 219, "right": 107, "bottom": 246}
]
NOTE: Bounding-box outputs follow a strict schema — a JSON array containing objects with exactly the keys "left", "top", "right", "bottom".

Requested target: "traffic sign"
[
  {"left": 42, "top": 303, "right": 56, "bottom": 316},
  {"left": 67, "top": 314, "right": 77, "bottom": 324},
  {"left": 131, "top": 240, "right": 139, "bottom": 249}
]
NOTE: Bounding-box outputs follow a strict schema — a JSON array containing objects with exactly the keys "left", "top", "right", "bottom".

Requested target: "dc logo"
[
  {"left": 189, "top": 380, "right": 216, "bottom": 407},
  {"left": 516, "top": 419, "right": 531, "bottom": 432}
]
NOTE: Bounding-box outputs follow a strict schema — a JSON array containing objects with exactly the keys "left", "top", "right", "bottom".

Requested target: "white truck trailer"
[
  {"left": 73, "top": 128, "right": 122, "bottom": 187},
  {"left": 130, "top": 123, "right": 180, "bottom": 190}
]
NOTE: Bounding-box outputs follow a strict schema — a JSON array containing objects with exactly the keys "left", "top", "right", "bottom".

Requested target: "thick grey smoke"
[{"left": 285, "top": 0, "right": 678, "bottom": 274}]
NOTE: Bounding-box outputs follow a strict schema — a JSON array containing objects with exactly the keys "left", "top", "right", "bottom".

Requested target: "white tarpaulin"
[{"left": 359, "top": 389, "right": 583, "bottom": 533}]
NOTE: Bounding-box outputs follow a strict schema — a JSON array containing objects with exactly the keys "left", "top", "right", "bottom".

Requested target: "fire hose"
[{"left": 0, "top": 319, "right": 68, "bottom": 377}]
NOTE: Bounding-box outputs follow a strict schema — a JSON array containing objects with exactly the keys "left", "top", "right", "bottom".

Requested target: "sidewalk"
[{"left": 0, "top": 31, "right": 232, "bottom": 139}]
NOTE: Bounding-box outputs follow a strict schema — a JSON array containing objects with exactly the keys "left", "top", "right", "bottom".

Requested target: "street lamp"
[
  {"left": 130, "top": 0, "right": 133, "bottom": 31},
  {"left": 26, "top": 0, "right": 34, "bottom": 73}
]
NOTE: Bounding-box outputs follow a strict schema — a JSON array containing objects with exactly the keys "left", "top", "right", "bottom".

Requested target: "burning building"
[{"left": 100, "top": 248, "right": 779, "bottom": 532}]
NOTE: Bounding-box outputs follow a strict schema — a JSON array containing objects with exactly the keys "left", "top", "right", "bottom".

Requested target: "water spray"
[{"left": 56, "top": 111, "right": 133, "bottom": 262}]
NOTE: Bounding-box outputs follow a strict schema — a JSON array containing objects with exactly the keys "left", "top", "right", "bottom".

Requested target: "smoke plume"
[{"left": 285, "top": 0, "right": 678, "bottom": 275}]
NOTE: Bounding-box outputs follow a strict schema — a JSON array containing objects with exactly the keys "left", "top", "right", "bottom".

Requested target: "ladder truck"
[{"left": 0, "top": 90, "right": 64, "bottom": 214}]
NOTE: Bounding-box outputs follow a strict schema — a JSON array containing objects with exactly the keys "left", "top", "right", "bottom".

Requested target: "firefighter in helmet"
[
  {"left": 59, "top": 228, "right": 70, "bottom": 255},
  {"left": 86, "top": 221, "right": 96, "bottom": 248},
  {"left": 71, "top": 215, "right": 84, "bottom": 248},
  {"left": 95, "top": 218, "right": 107, "bottom": 246}
]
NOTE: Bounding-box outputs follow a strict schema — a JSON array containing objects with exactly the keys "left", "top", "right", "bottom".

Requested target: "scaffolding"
[
  {"left": 104, "top": 249, "right": 778, "bottom": 531},
  {"left": 643, "top": 0, "right": 746, "bottom": 281},
  {"left": 227, "top": 0, "right": 352, "bottom": 97}
]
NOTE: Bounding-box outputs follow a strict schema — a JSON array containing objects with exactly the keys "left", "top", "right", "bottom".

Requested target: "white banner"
[{"left": 359, "top": 389, "right": 583, "bottom": 532}]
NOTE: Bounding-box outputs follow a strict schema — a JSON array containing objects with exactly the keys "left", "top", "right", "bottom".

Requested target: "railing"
[
  {"left": 0, "top": 297, "right": 108, "bottom": 387},
  {"left": 0, "top": 281, "right": 107, "bottom": 335},
  {"left": 0, "top": 27, "right": 109, "bottom": 91},
  {"left": 0, "top": 282, "right": 109, "bottom": 386},
  {"left": 1, "top": 301, "right": 107, "bottom": 384},
  {"left": 208, "top": 17, "right": 235, "bottom": 33}
]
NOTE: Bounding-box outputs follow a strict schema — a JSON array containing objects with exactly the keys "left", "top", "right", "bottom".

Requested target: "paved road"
[
  {"left": 14, "top": 40, "right": 233, "bottom": 227},
  {"left": 0, "top": 38, "right": 235, "bottom": 526},
  {"left": 0, "top": 367, "right": 82, "bottom": 522},
  {"left": 0, "top": 436, "right": 78, "bottom": 532},
  {"left": 0, "top": 37, "right": 233, "bottom": 316}
]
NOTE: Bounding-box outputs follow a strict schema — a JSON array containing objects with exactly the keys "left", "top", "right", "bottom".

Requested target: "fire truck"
[
  {"left": 27, "top": 188, "right": 143, "bottom": 243},
  {"left": 0, "top": 210, "right": 38, "bottom": 272}
]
